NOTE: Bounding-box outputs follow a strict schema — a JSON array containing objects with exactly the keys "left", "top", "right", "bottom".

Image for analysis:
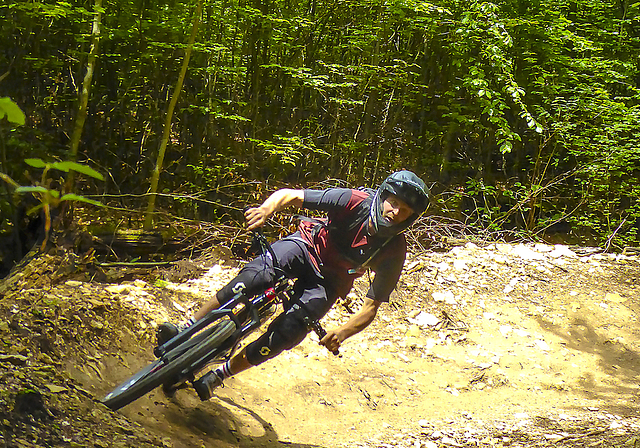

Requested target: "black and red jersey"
[{"left": 297, "top": 188, "right": 406, "bottom": 302}]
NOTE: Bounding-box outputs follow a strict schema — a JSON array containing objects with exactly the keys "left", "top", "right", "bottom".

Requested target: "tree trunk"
[
  {"left": 64, "top": 0, "right": 102, "bottom": 194},
  {"left": 144, "top": 0, "right": 204, "bottom": 230}
]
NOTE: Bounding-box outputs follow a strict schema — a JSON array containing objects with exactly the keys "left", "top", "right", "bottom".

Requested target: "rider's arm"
[
  {"left": 245, "top": 189, "right": 304, "bottom": 230},
  {"left": 366, "top": 234, "right": 406, "bottom": 301},
  {"left": 320, "top": 236, "right": 406, "bottom": 352},
  {"left": 320, "top": 298, "right": 382, "bottom": 352}
]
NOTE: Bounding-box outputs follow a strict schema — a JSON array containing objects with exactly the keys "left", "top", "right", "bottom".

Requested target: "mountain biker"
[{"left": 157, "top": 170, "right": 429, "bottom": 401}]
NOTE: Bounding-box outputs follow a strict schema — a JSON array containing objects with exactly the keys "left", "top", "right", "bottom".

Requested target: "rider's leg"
[
  {"left": 157, "top": 258, "right": 276, "bottom": 345},
  {"left": 176, "top": 237, "right": 331, "bottom": 400},
  {"left": 158, "top": 237, "right": 314, "bottom": 345},
  {"left": 201, "top": 236, "right": 319, "bottom": 318},
  {"left": 193, "top": 347, "right": 253, "bottom": 400},
  {"left": 193, "top": 294, "right": 221, "bottom": 320},
  {"left": 193, "top": 283, "right": 335, "bottom": 401},
  {"left": 228, "top": 348, "right": 253, "bottom": 373}
]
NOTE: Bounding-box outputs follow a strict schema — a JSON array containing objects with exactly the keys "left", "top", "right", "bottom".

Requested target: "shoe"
[
  {"left": 156, "top": 322, "right": 179, "bottom": 346},
  {"left": 193, "top": 370, "right": 224, "bottom": 401}
]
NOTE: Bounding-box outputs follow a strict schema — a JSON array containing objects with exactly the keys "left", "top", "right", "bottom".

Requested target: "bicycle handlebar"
[{"left": 307, "top": 319, "right": 340, "bottom": 356}]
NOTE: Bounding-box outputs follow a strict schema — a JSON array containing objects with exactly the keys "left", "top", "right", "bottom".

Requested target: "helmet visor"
[{"left": 386, "top": 178, "right": 429, "bottom": 213}]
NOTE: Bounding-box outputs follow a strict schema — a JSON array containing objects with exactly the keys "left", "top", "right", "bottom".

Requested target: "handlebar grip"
[{"left": 311, "top": 321, "right": 339, "bottom": 356}]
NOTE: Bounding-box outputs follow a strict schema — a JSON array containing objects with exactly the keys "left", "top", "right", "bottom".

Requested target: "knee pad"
[
  {"left": 245, "top": 308, "right": 309, "bottom": 365},
  {"left": 217, "top": 262, "right": 275, "bottom": 304}
]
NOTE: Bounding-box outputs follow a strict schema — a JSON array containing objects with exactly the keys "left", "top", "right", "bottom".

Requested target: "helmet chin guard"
[{"left": 370, "top": 170, "right": 429, "bottom": 237}]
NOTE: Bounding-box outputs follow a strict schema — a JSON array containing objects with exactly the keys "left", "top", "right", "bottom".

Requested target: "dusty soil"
[{"left": 1, "top": 240, "right": 640, "bottom": 448}]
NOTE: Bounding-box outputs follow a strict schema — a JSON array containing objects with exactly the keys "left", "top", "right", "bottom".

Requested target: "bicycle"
[{"left": 102, "top": 230, "right": 337, "bottom": 411}]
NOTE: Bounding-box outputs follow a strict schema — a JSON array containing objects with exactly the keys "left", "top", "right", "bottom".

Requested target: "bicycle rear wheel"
[{"left": 102, "top": 319, "right": 236, "bottom": 410}]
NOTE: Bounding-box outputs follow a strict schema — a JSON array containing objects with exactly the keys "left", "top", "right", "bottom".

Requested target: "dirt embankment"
[{"left": 1, "top": 242, "right": 640, "bottom": 448}]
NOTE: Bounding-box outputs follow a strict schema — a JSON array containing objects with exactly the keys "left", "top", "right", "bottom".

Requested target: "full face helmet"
[{"left": 370, "top": 170, "right": 429, "bottom": 236}]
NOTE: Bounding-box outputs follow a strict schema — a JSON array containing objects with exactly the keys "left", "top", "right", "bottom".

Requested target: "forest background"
[{"left": 0, "top": 0, "right": 639, "bottom": 274}]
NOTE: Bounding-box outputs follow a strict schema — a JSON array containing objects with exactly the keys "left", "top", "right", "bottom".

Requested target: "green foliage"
[
  {"left": 250, "top": 134, "right": 329, "bottom": 168},
  {"left": 452, "top": 2, "right": 543, "bottom": 154},
  {"left": 563, "top": 103, "right": 640, "bottom": 249},
  {"left": 502, "top": 0, "right": 640, "bottom": 247},
  {"left": 0, "top": 0, "right": 638, "bottom": 247},
  {"left": 2, "top": 159, "right": 105, "bottom": 217},
  {"left": 463, "top": 178, "right": 503, "bottom": 229},
  {"left": 0, "top": 98, "right": 26, "bottom": 126},
  {"left": 25, "top": 159, "right": 105, "bottom": 181}
]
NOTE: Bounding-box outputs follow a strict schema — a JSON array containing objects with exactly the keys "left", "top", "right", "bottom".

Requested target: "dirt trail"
[{"left": 1, "top": 242, "right": 640, "bottom": 448}]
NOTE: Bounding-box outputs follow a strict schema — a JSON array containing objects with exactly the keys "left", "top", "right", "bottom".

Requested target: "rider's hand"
[
  {"left": 244, "top": 206, "right": 271, "bottom": 230},
  {"left": 320, "top": 329, "right": 343, "bottom": 353}
]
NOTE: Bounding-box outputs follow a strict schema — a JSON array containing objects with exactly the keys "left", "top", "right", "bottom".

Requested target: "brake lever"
[{"left": 308, "top": 319, "right": 340, "bottom": 356}]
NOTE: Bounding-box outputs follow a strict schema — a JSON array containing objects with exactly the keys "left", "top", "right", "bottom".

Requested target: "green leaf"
[
  {"left": 16, "top": 186, "right": 49, "bottom": 195},
  {"left": 0, "top": 97, "right": 26, "bottom": 125},
  {"left": 59, "top": 193, "right": 104, "bottom": 207},
  {"left": 25, "top": 158, "right": 47, "bottom": 168},
  {"left": 50, "top": 162, "right": 104, "bottom": 180},
  {"left": 499, "top": 141, "right": 513, "bottom": 154},
  {"left": 211, "top": 113, "right": 251, "bottom": 122}
]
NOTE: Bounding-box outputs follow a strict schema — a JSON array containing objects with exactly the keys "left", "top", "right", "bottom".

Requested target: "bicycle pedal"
[
  {"left": 162, "top": 381, "right": 189, "bottom": 398},
  {"left": 193, "top": 371, "right": 224, "bottom": 401}
]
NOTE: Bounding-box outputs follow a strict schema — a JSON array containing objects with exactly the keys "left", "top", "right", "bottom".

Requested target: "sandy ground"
[
  {"left": 2, "top": 241, "right": 640, "bottom": 448},
  {"left": 87, "top": 242, "right": 640, "bottom": 447}
]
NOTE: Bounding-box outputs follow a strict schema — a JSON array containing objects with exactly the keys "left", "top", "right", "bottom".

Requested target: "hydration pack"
[
  {"left": 327, "top": 187, "right": 374, "bottom": 238},
  {"left": 299, "top": 188, "right": 392, "bottom": 270}
]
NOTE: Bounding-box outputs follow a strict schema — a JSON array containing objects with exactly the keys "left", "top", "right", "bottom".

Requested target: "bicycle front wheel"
[{"left": 102, "top": 319, "right": 236, "bottom": 410}]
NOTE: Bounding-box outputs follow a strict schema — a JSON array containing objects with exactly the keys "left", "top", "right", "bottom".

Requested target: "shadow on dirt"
[
  {"left": 93, "top": 351, "right": 325, "bottom": 448},
  {"left": 157, "top": 396, "right": 325, "bottom": 448},
  {"left": 535, "top": 313, "right": 640, "bottom": 417}
]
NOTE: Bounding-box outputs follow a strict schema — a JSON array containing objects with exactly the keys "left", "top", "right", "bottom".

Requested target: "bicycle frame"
[
  {"left": 152, "top": 231, "right": 298, "bottom": 384},
  {"left": 153, "top": 280, "right": 288, "bottom": 360},
  {"left": 102, "top": 230, "right": 337, "bottom": 410}
]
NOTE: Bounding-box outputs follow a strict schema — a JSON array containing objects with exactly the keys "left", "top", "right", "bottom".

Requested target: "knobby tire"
[{"left": 102, "top": 320, "right": 235, "bottom": 410}]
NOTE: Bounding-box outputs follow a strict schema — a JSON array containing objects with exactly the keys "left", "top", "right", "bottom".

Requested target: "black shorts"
[{"left": 216, "top": 234, "right": 337, "bottom": 365}]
